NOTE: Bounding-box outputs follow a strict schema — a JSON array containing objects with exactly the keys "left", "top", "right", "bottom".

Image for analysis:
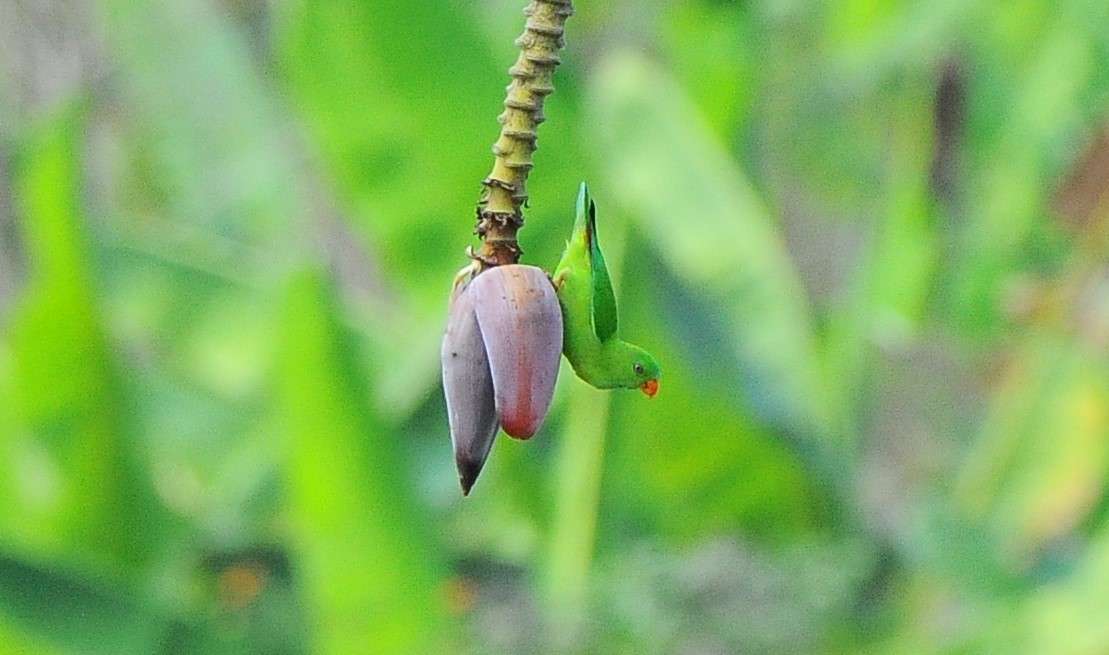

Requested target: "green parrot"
[{"left": 553, "top": 183, "right": 661, "bottom": 396}]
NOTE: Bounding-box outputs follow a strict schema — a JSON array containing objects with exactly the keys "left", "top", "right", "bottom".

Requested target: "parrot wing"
[{"left": 576, "top": 183, "right": 619, "bottom": 342}]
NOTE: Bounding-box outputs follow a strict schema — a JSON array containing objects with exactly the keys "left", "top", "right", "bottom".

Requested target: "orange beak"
[{"left": 640, "top": 379, "right": 659, "bottom": 398}]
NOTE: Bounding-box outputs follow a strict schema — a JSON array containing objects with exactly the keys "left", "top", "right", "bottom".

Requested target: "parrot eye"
[{"left": 633, "top": 363, "right": 645, "bottom": 376}]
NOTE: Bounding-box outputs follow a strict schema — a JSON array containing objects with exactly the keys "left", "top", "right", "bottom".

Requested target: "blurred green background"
[{"left": 2, "top": 0, "right": 1108, "bottom": 653}]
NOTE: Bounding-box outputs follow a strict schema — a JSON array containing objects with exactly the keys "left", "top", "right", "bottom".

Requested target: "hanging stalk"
[{"left": 471, "top": 0, "right": 574, "bottom": 269}]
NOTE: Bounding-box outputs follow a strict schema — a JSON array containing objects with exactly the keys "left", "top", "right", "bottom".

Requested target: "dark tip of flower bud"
[
  {"left": 443, "top": 279, "right": 500, "bottom": 497},
  {"left": 456, "top": 455, "right": 486, "bottom": 496}
]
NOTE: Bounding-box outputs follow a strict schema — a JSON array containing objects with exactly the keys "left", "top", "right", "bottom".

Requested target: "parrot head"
[{"left": 620, "top": 344, "right": 660, "bottom": 398}]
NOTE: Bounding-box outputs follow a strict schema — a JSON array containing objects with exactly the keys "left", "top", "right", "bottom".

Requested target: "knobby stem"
[{"left": 472, "top": 0, "right": 574, "bottom": 269}]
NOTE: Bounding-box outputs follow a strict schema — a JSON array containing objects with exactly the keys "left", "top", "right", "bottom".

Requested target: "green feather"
[
  {"left": 554, "top": 183, "right": 661, "bottom": 393},
  {"left": 580, "top": 185, "right": 618, "bottom": 341}
]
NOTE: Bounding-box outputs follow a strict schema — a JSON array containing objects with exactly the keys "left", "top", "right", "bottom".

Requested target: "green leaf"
[
  {"left": 823, "top": 77, "right": 940, "bottom": 438},
  {"left": 273, "top": 0, "right": 501, "bottom": 307},
  {"left": 275, "top": 269, "right": 453, "bottom": 654},
  {"left": 0, "top": 551, "right": 168, "bottom": 655},
  {"left": 588, "top": 51, "right": 835, "bottom": 444},
  {"left": 1, "top": 106, "right": 166, "bottom": 572},
  {"left": 955, "top": 333, "right": 1109, "bottom": 565},
  {"left": 1020, "top": 530, "right": 1109, "bottom": 655}
]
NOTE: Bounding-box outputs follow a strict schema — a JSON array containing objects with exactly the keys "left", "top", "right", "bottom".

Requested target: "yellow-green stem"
[
  {"left": 473, "top": 0, "right": 574, "bottom": 268},
  {"left": 543, "top": 379, "right": 612, "bottom": 648},
  {"left": 541, "top": 216, "right": 627, "bottom": 649}
]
